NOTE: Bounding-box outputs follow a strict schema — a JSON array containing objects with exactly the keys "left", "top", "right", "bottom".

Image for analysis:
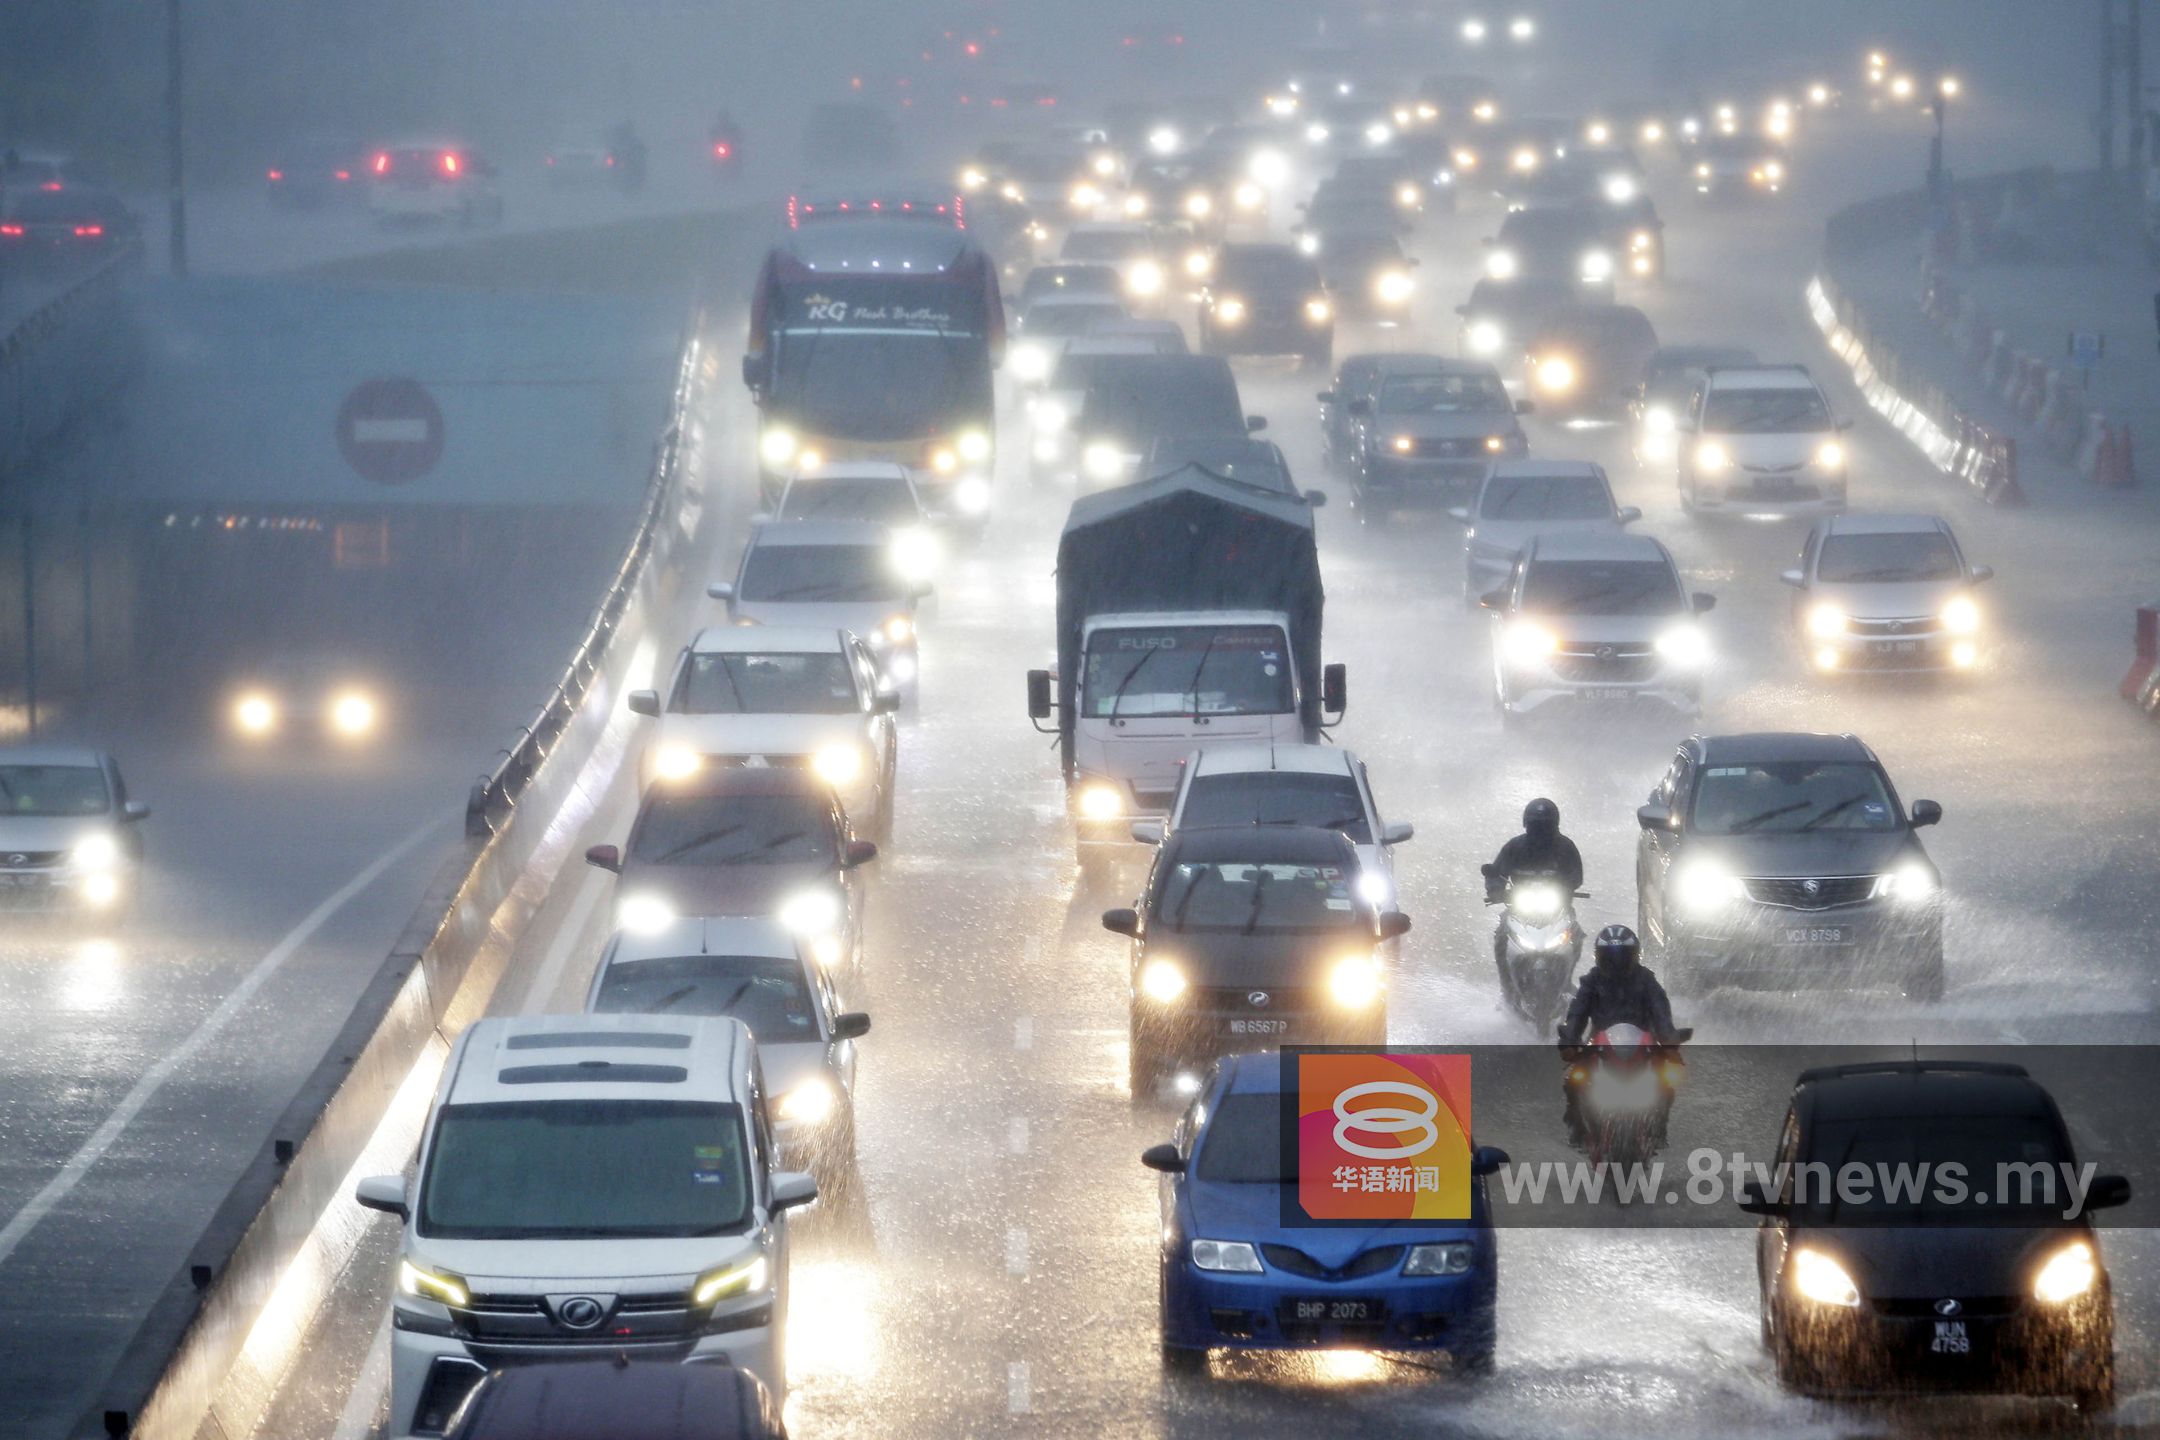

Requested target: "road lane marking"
[
  {"left": 1008, "top": 1117, "right": 1029, "bottom": 1154},
  {"left": 1007, "top": 1360, "right": 1030, "bottom": 1414},
  {"left": 516, "top": 863, "right": 609, "bottom": 1013},
  {"left": 331, "top": 1310, "right": 392, "bottom": 1440},
  {"left": 1006, "top": 1226, "right": 1029, "bottom": 1276},
  {"left": 1013, "top": 1016, "right": 1033, "bottom": 1051},
  {"left": 0, "top": 814, "right": 446, "bottom": 1268}
]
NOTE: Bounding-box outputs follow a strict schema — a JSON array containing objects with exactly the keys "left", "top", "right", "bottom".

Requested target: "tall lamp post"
[
  {"left": 165, "top": 0, "right": 187, "bottom": 276},
  {"left": 1927, "top": 75, "right": 1961, "bottom": 201}
]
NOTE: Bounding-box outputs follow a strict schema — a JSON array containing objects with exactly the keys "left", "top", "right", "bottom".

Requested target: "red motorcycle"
[{"left": 1560, "top": 1022, "right": 1691, "bottom": 1169}]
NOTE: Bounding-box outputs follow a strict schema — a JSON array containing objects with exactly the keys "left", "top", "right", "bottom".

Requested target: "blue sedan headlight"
[
  {"left": 1190, "top": 1238, "right": 1265, "bottom": 1273},
  {"left": 1402, "top": 1242, "right": 1476, "bottom": 1276}
]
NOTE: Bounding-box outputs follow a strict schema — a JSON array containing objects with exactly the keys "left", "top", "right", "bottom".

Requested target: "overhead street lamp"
[{"left": 1928, "top": 75, "right": 1962, "bottom": 200}]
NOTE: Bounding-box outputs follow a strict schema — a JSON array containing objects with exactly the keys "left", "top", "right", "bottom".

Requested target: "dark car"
[
  {"left": 264, "top": 140, "right": 365, "bottom": 210},
  {"left": 1304, "top": 228, "right": 1417, "bottom": 322},
  {"left": 0, "top": 185, "right": 133, "bottom": 275},
  {"left": 1076, "top": 354, "right": 1258, "bottom": 489},
  {"left": 1103, "top": 825, "right": 1410, "bottom": 1097},
  {"left": 585, "top": 767, "right": 878, "bottom": 972},
  {"left": 1742, "top": 1059, "right": 2129, "bottom": 1410},
  {"left": 1456, "top": 276, "right": 1575, "bottom": 364},
  {"left": 1298, "top": 177, "right": 1410, "bottom": 239},
  {"left": 1142, "top": 435, "right": 1314, "bottom": 501},
  {"left": 1198, "top": 243, "right": 1333, "bottom": 368},
  {"left": 1520, "top": 303, "right": 1658, "bottom": 416},
  {"left": 1633, "top": 345, "right": 1759, "bottom": 463},
  {"left": 1634, "top": 732, "right": 1946, "bottom": 999},
  {"left": 1016, "top": 262, "right": 1123, "bottom": 311},
  {"left": 1316, "top": 352, "right": 1449, "bottom": 472},
  {"left": 1343, "top": 358, "right": 1529, "bottom": 519},
  {"left": 445, "top": 1360, "right": 788, "bottom": 1439},
  {"left": 1483, "top": 207, "right": 1615, "bottom": 301}
]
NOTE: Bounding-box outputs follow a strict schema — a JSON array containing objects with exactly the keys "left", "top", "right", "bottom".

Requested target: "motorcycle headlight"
[
  {"left": 1092, "top": 153, "right": 1117, "bottom": 177},
  {"left": 1139, "top": 956, "right": 1188, "bottom": 1003},
  {"left": 1580, "top": 249, "right": 1614, "bottom": 282},
  {"left": 1403, "top": 1242, "right": 1475, "bottom": 1276},
  {"left": 759, "top": 427, "right": 798, "bottom": 466},
  {"left": 1485, "top": 249, "right": 1519, "bottom": 280},
  {"left": 1503, "top": 621, "right": 1558, "bottom": 665},
  {"left": 1806, "top": 603, "right": 1848, "bottom": 639},
  {"left": 1009, "top": 342, "right": 1050, "bottom": 383},
  {"left": 1126, "top": 259, "right": 1165, "bottom": 296},
  {"left": 1791, "top": 1248, "right": 1861, "bottom": 1308},
  {"left": 1694, "top": 439, "right": 1732, "bottom": 474},
  {"left": 1031, "top": 398, "right": 1069, "bottom": 434},
  {"left": 776, "top": 1076, "right": 838, "bottom": 1126},
  {"left": 1655, "top": 624, "right": 1709, "bottom": 666},
  {"left": 1304, "top": 298, "right": 1332, "bottom": 324},
  {"left": 1189, "top": 1238, "right": 1263, "bottom": 1273},
  {"left": 1676, "top": 860, "right": 1744, "bottom": 915},
  {"left": 1941, "top": 594, "right": 1980, "bottom": 634},
  {"left": 617, "top": 891, "right": 677, "bottom": 935},
  {"left": 812, "top": 744, "right": 865, "bottom": 786},
  {"left": 1148, "top": 126, "right": 1181, "bottom": 155},
  {"left": 1696, "top": 162, "right": 1713, "bottom": 179},
  {"left": 1814, "top": 439, "right": 1846, "bottom": 469},
  {"left": 1233, "top": 181, "right": 1265, "bottom": 211},
  {"left": 71, "top": 833, "right": 120, "bottom": 871},
  {"left": 1215, "top": 297, "right": 1247, "bottom": 324},
  {"left": 398, "top": 1257, "right": 470, "bottom": 1308},
  {"left": 1305, "top": 122, "right": 1331, "bottom": 145},
  {"left": 1327, "top": 952, "right": 1383, "bottom": 1009},
  {"left": 1083, "top": 441, "right": 1124, "bottom": 480},
  {"left": 1077, "top": 780, "right": 1123, "bottom": 820},
  {"left": 1466, "top": 320, "right": 1504, "bottom": 355},
  {"left": 651, "top": 744, "right": 702, "bottom": 782},
  {"left": 1375, "top": 269, "right": 1415, "bottom": 305},
  {"left": 2033, "top": 1240, "right": 2098, "bottom": 1304},
  {"left": 1588, "top": 1065, "right": 1662, "bottom": 1113},
  {"left": 1511, "top": 882, "right": 1561, "bottom": 919},
  {"left": 1536, "top": 355, "right": 1578, "bottom": 393},
  {"left": 779, "top": 888, "right": 842, "bottom": 936},
  {"left": 1184, "top": 191, "right": 1212, "bottom": 218},
  {"left": 694, "top": 1254, "right": 770, "bottom": 1305}
]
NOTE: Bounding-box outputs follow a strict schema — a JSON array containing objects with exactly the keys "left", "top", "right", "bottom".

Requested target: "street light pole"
[{"left": 165, "top": 0, "right": 187, "bottom": 277}]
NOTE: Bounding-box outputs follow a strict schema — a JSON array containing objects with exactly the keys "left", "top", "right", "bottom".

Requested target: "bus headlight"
[
  {"left": 1139, "top": 957, "right": 1188, "bottom": 1002},
  {"left": 759, "top": 428, "right": 798, "bottom": 466},
  {"left": 813, "top": 745, "right": 866, "bottom": 786},
  {"left": 1327, "top": 952, "right": 1383, "bottom": 1009}
]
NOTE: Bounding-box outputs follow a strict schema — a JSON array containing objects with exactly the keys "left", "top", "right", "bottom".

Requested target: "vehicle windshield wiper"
[
  {"left": 1726, "top": 800, "right": 1812, "bottom": 833},
  {"left": 715, "top": 658, "right": 750, "bottom": 712},
  {"left": 646, "top": 984, "right": 703, "bottom": 1013},
  {"left": 1240, "top": 870, "right": 1272, "bottom": 935},
  {"left": 654, "top": 824, "right": 745, "bottom": 863},
  {"left": 1104, "top": 644, "right": 1164, "bottom": 719},
  {"left": 1798, "top": 794, "right": 1870, "bottom": 831},
  {"left": 1181, "top": 631, "right": 1226, "bottom": 716}
]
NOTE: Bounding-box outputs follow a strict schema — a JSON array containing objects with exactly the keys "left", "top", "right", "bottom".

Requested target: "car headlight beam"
[
  {"left": 2033, "top": 1240, "right": 2098, "bottom": 1304},
  {"left": 694, "top": 1254, "right": 770, "bottom": 1305},
  {"left": 1791, "top": 1248, "right": 1861, "bottom": 1308},
  {"left": 1327, "top": 952, "right": 1383, "bottom": 1009},
  {"left": 1139, "top": 956, "right": 1187, "bottom": 1003},
  {"left": 812, "top": 744, "right": 865, "bottom": 786}
]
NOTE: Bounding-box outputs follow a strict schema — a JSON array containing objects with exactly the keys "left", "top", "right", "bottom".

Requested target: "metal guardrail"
[
  {"left": 464, "top": 301, "right": 704, "bottom": 838},
  {"left": 0, "top": 242, "right": 144, "bottom": 479}
]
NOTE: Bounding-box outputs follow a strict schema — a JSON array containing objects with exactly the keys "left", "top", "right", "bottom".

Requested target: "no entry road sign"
[{"left": 336, "top": 377, "right": 444, "bottom": 484}]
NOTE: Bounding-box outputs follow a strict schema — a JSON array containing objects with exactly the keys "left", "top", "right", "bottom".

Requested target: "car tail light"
[
  {"left": 74, "top": 224, "right": 103, "bottom": 237},
  {"left": 544, "top": 155, "right": 555, "bottom": 166},
  {"left": 0, "top": 225, "right": 23, "bottom": 238},
  {"left": 266, "top": 169, "right": 284, "bottom": 181},
  {"left": 334, "top": 169, "right": 351, "bottom": 181},
  {"left": 40, "top": 181, "right": 62, "bottom": 192},
  {"left": 440, "top": 152, "right": 461, "bottom": 175},
  {"left": 605, "top": 154, "right": 616, "bottom": 167},
  {"left": 714, "top": 142, "right": 731, "bottom": 158},
  {"left": 372, "top": 152, "right": 390, "bottom": 175}
]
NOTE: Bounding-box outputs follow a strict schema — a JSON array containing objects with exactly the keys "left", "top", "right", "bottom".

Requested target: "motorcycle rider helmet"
[
  {"left": 1593, "top": 924, "right": 1640, "bottom": 974},
  {"left": 1522, "top": 797, "right": 1560, "bottom": 838}
]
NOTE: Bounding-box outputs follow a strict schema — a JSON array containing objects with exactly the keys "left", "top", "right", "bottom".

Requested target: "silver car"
[
  {"left": 708, "top": 521, "right": 927, "bottom": 689},
  {"left": 585, "top": 915, "right": 870, "bottom": 1183},
  {"left": 1455, "top": 460, "right": 1640, "bottom": 602},
  {"left": 0, "top": 746, "right": 147, "bottom": 916},
  {"left": 1782, "top": 513, "right": 1993, "bottom": 674}
]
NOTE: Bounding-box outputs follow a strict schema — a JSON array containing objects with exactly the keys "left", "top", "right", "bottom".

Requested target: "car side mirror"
[
  {"left": 1909, "top": 799, "right": 1942, "bottom": 828},
  {"left": 627, "top": 689, "right": 660, "bottom": 717},
  {"left": 1245, "top": 414, "right": 1268, "bottom": 432},
  {"left": 872, "top": 689, "right": 902, "bottom": 714},
  {"left": 1969, "top": 564, "right": 1994, "bottom": 584},
  {"left": 1735, "top": 1177, "right": 1785, "bottom": 1217},
  {"left": 122, "top": 801, "right": 151, "bottom": 822},
  {"left": 1636, "top": 804, "right": 1673, "bottom": 832},
  {"left": 1140, "top": 1142, "right": 1187, "bottom": 1174},
  {"left": 1129, "top": 819, "right": 1165, "bottom": 844},
  {"left": 706, "top": 581, "right": 735, "bottom": 601},
  {"left": 355, "top": 1174, "right": 408, "bottom": 1219},
  {"left": 1514, "top": 398, "right": 1536, "bottom": 415},
  {"left": 1315, "top": 390, "right": 1338, "bottom": 404},
  {"left": 771, "top": 1171, "right": 819, "bottom": 1213},
  {"left": 1025, "top": 668, "right": 1053, "bottom": 720},
  {"left": 843, "top": 839, "right": 879, "bottom": 868},
  {"left": 1447, "top": 506, "right": 1471, "bottom": 524},
  {"left": 1470, "top": 1145, "right": 1508, "bottom": 1177},
  {"left": 1304, "top": 488, "right": 1328, "bottom": 507},
  {"left": 1101, "top": 906, "right": 1140, "bottom": 937},
  {"left": 1322, "top": 662, "right": 1347, "bottom": 716},
  {"left": 1690, "top": 592, "right": 1716, "bottom": 614},
  {"left": 584, "top": 843, "right": 622, "bottom": 873},
  {"left": 1478, "top": 588, "right": 1509, "bottom": 611},
  {"left": 1615, "top": 506, "right": 1641, "bottom": 524},
  {"left": 2086, "top": 1173, "right": 2133, "bottom": 1210},
  {"left": 832, "top": 1011, "right": 872, "bottom": 1041},
  {"left": 1381, "top": 821, "right": 1414, "bottom": 845},
  {"left": 1346, "top": 397, "right": 1373, "bottom": 417},
  {"left": 1779, "top": 568, "right": 1805, "bottom": 588},
  {"left": 1378, "top": 910, "right": 1412, "bottom": 939},
  {"left": 741, "top": 354, "right": 769, "bottom": 390}
]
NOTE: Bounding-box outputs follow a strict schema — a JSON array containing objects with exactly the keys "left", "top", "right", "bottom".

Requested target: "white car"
[
  {"left": 767, "top": 461, "right": 943, "bottom": 581},
  {"left": 1059, "top": 222, "right": 1169, "bottom": 309},
  {"left": 1484, "top": 531, "right": 1713, "bottom": 720},
  {"left": 1006, "top": 294, "right": 1131, "bottom": 386},
  {"left": 0, "top": 746, "right": 148, "bottom": 916},
  {"left": 1454, "top": 460, "right": 1641, "bottom": 602},
  {"left": 364, "top": 142, "right": 503, "bottom": 225},
  {"left": 356, "top": 1015, "right": 816, "bottom": 1436},
  {"left": 586, "top": 916, "right": 871, "bottom": 1186},
  {"left": 628, "top": 625, "right": 900, "bottom": 837},
  {"left": 708, "top": 521, "right": 926, "bottom": 689},
  {"left": 1679, "top": 364, "right": 1849, "bottom": 517},
  {"left": 1133, "top": 743, "right": 1413, "bottom": 910},
  {"left": 1782, "top": 512, "right": 1994, "bottom": 674}
]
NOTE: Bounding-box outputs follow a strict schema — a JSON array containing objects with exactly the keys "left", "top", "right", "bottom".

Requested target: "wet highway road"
[{"left": 255, "top": 141, "right": 2160, "bottom": 1439}]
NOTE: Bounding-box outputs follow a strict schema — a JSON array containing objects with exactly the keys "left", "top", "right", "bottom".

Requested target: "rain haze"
[{"left": 1, "top": 2, "right": 2157, "bottom": 1438}]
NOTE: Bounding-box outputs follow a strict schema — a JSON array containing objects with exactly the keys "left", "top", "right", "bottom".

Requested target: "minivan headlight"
[
  {"left": 398, "top": 1257, "right": 470, "bottom": 1308},
  {"left": 694, "top": 1254, "right": 770, "bottom": 1305}
]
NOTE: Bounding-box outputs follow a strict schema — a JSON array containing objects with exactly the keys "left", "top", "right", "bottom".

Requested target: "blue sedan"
[{"left": 1141, "top": 1052, "right": 1507, "bottom": 1374}]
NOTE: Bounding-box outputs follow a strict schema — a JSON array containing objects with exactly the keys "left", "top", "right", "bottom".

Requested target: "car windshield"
[
  {"left": 1378, "top": 374, "right": 1510, "bottom": 415},
  {"left": 629, "top": 792, "right": 834, "bottom": 865},
  {"left": 1690, "top": 761, "right": 1900, "bottom": 834},
  {"left": 1183, "top": 773, "right": 1372, "bottom": 843},
  {"left": 737, "top": 543, "right": 902, "bottom": 603},
  {"left": 1520, "top": 559, "right": 1680, "bottom": 615},
  {"left": 419, "top": 1100, "right": 749, "bottom": 1239},
  {"left": 673, "top": 652, "right": 856, "bottom": 715},
  {"left": 1155, "top": 859, "right": 1361, "bottom": 934},
  {"left": 1703, "top": 386, "right": 1831, "bottom": 432},
  {"left": 1062, "top": 230, "right": 1151, "bottom": 262},
  {"left": 1023, "top": 303, "right": 1123, "bottom": 338},
  {"left": 1317, "top": 235, "right": 1399, "bottom": 268},
  {"left": 771, "top": 331, "right": 989, "bottom": 442},
  {"left": 0, "top": 764, "right": 109, "bottom": 816},
  {"left": 1081, "top": 625, "right": 1293, "bottom": 718},
  {"left": 1022, "top": 267, "right": 1119, "bottom": 304},
  {"left": 1481, "top": 475, "right": 1612, "bottom": 521},
  {"left": 1146, "top": 440, "right": 1291, "bottom": 491},
  {"left": 1085, "top": 371, "right": 1242, "bottom": 440},
  {"left": 1817, "top": 532, "right": 1962, "bottom": 584},
  {"left": 776, "top": 478, "right": 920, "bottom": 525},
  {"left": 1805, "top": 1115, "right": 2070, "bottom": 1222},
  {"left": 1194, "top": 1092, "right": 1295, "bottom": 1182},
  {"left": 1220, "top": 253, "right": 1320, "bottom": 289},
  {"left": 592, "top": 956, "right": 821, "bottom": 1042}
]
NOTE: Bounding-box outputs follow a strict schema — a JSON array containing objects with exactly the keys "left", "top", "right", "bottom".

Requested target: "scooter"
[
  {"left": 1559, "top": 1022, "right": 1693, "bottom": 1170},
  {"left": 1481, "top": 863, "right": 1586, "bottom": 1030}
]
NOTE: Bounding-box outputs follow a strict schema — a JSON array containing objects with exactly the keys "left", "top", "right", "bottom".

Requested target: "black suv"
[
  {"left": 1103, "top": 825, "right": 1409, "bottom": 1098},
  {"left": 1199, "top": 243, "right": 1334, "bottom": 368},
  {"left": 1635, "top": 732, "right": 1945, "bottom": 998},
  {"left": 1742, "top": 1059, "right": 2128, "bottom": 1409}
]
